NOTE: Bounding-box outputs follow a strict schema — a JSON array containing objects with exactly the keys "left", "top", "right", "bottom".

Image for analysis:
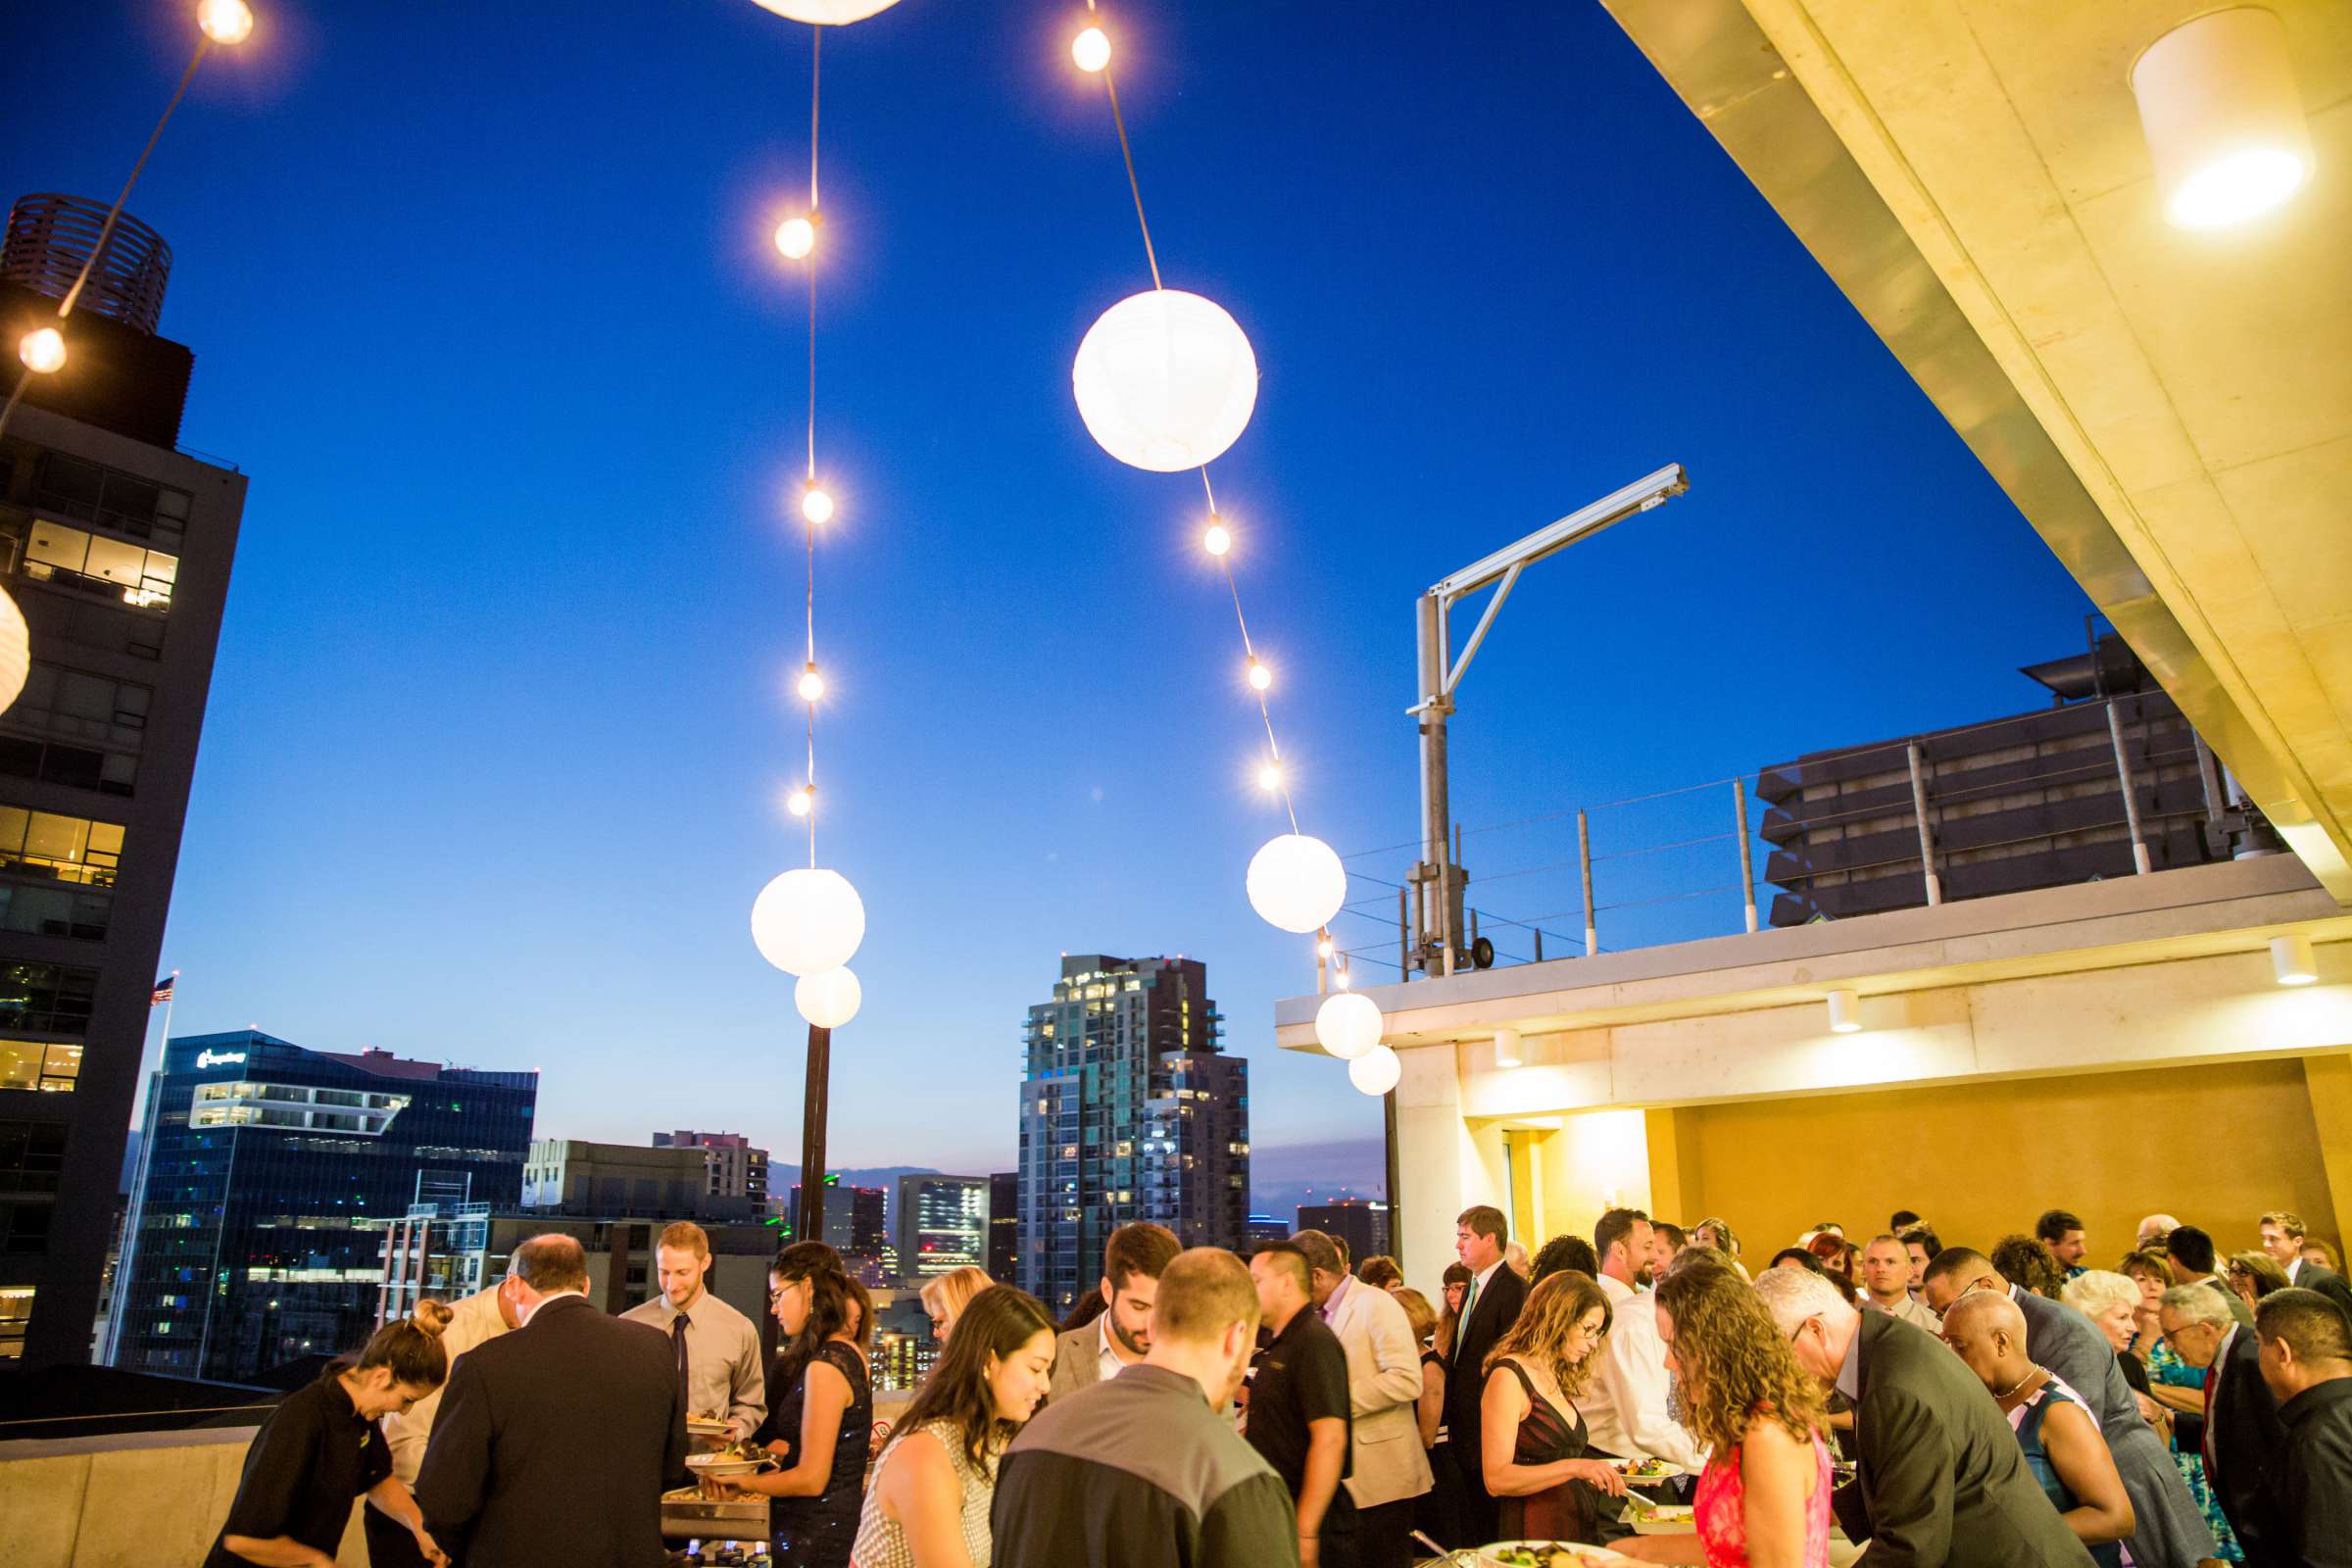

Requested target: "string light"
[
  {"left": 1072, "top": 25, "right": 1110, "bottom": 74},
  {"left": 18, "top": 329, "right": 65, "bottom": 374},
  {"left": 1247, "top": 658, "right": 1271, "bottom": 692},
  {"left": 775, "top": 216, "right": 816, "bottom": 260},
  {"left": 798, "top": 663, "right": 825, "bottom": 702},
  {"left": 786, "top": 786, "right": 814, "bottom": 818},
  {"left": 1203, "top": 520, "right": 1231, "bottom": 557},
  {"left": 1257, "top": 762, "right": 1283, "bottom": 792},
  {"left": 197, "top": 0, "right": 256, "bottom": 45},
  {"left": 1316, "top": 936, "right": 1334, "bottom": 959},
  {"left": 802, "top": 483, "right": 835, "bottom": 524},
  {"left": 1333, "top": 966, "right": 1354, "bottom": 993}
]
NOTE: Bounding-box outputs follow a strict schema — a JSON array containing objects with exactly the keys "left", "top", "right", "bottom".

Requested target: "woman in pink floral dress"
[{"left": 1617, "top": 1257, "right": 1833, "bottom": 1567}]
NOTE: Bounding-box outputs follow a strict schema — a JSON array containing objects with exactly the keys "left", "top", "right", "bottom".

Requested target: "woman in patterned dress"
[
  {"left": 851, "top": 1286, "right": 1054, "bottom": 1568},
  {"left": 1618, "top": 1254, "right": 1834, "bottom": 1567}
]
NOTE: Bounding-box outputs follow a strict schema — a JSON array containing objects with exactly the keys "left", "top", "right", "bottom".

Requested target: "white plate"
[
  {"left": 1477, "top": 1544, "right": 1634, "bottom": 1567},
  {"left": 684, "top": 1452, "right": 769, "bottom": 1476},
  {"left": 1615, "top": 1460, "right": 1685, "bottom": 1483}
]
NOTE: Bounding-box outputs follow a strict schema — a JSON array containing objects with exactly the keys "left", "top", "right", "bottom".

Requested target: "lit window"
[{"left": 21, "top": 518, "right": 177, "bottom": 611}]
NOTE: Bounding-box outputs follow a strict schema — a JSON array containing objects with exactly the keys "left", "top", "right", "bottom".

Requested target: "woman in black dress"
[
  {"left": 720, "top": 1242, "right": 874, "bottom": 1568},
  {"left": 1478, "top": 1271, "right": 1627, "bottom": 1544},
  {"left": 208, "top": 1301, "right": 454, "bottom": 1568}
]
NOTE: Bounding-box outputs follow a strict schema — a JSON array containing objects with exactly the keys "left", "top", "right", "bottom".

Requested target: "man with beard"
[
  {"left": 996, "top": 1248, "right": 1298, "bottom": 1567},
  {"left": 1580, "top": 1208, "right": 1704, "bottom": 1542},
  {"left": 1049, "top": 1221, "right": 1179, "bottom": 1396}
]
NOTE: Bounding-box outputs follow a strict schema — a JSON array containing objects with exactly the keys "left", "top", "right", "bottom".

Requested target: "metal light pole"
[
  {"left": 796, "top": 1025, "right": 831, "bottom": 1246},
  {"left": 1405, "top": 465, "right": 1690, "bottom": 974}
]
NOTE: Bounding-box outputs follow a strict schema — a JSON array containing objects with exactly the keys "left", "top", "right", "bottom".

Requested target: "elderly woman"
[{"left": 2062, "top": 1270, "right": 2157, "bottom": 1401}]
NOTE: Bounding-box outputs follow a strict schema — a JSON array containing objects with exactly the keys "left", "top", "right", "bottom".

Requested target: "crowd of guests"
[{"left": 201, "top": 1203, "right": 2352, "bottom": 1568}]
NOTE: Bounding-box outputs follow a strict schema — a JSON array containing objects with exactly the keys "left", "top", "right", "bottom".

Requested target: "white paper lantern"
[
  {"left": 795, "top": 965, "right": 862, "bottom": 1029},
  {"left": 1246, "top": 833, "right": 1346, "bottom": 934},
  {"left": 1072, "top": 288, "right": 1258, "bottom": 472},
  {"left": 0, "top": 588, "right": 25, "bottom": 713},
  {"left": 1348, "top": 1046, "right": 1400, "bottom": 1097},
  {"left": 749, "top": 0, "right": 904, "bottom": 24},
  {"left": 1315, "top": 992, "right": 1383, "bottom": 1061},
  {"left": 751, "top": 867, "right": 865, "bottom": 976}
]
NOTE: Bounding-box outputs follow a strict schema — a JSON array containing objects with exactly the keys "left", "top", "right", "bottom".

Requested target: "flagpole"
[{"left": 102, "top": 969, "right": 175, "bottom": 1364}]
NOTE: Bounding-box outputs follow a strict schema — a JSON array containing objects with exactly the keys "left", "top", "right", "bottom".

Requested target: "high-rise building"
[
  {"left": 1017, "top": 955, "right": 1249, "bottom": 1315},
  {"left": 1245, "top": 1214, "right": 1291, "bottom": 1250},
  {"left": 896, "top": 1174, "right": 987, "bottom": 1285},
  {"left": 521, "top": 1139, "right": 748, "bottom": 1221},
  {"left": 0, "top": 194, "right": 245, "bottom": 1365},
  {"left": 988, "top": 1171, "right": 1018, "bottom": 1282},
  {"left": 653, "top": 1129, "right": 769, "bottom": 1209},
  {"left": 1298, "top": 1200, "right": 1391, "bottom": 1267},
  {"left": 787, "top": 1180, "right": 890, "bottom": 1285},
  {"left": 110, "top": 1031, "right": 536, "bottom": 1381}
]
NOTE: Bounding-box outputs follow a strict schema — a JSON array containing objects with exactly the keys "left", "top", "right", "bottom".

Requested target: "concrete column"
[
  {"left": 1395, "top": 1042, "right": 1500, "bottom": 1285},
  {"left": 2304, "top": 1054, "right": 2352, "bottom": 1244}
]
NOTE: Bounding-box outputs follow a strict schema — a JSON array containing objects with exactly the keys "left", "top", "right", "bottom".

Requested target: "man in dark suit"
[
  {"left": 2262, "top": 1209, "right": 2352, "bottom": 1326},
  {"left": 416, "top": 1233, "right": 687, "bottom": 1568},
  {"left": 1756, "top": 1266, "right": 2093, "bottom": 1567},
  {"left": 2167, "top": 1226, "right": 2254, "bottom": 1329},
  {"left": 1924, "top": 1249, "right": 2215, "bottom": 1567},
  {"left": 2161, "top": 1281, "right": 2287, "bottom": 1563},
  {"left": 1443, "top": 1203, "right": 1527, "bottom": 1547},
  {"left": 2255, "top": 1287, "right": 2352, "bottom": 1568}
]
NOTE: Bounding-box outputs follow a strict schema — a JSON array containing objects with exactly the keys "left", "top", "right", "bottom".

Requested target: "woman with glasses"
[{"left": 1478, "top": 1269, "right": 1628, "bottom": 1544}]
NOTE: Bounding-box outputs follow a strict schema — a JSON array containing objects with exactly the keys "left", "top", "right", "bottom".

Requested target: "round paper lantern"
[
  {"left": 795, "top": 965, "right": 862, "bottom": 1029},
  {"left": 749, "top": 0, "right": 904, "bottom": 24},
  {"left": 1072, "top": 288, "right": 1258, "bottom": 472},
  {"left": 0, "top": 588, "right": 25, "bottom": 712},
  {"left": 1246, "top": 833, "right": 1346, "bottom": 934},
  {"left": 1348, "top": 1046, "right": 1400, "bottom": 1097},
  {"left": 751, "top": 867, "right": 865, "bottom": 976},
  {"left": 1315, "top": 992, "right": 1383, "bottom": 1061}
]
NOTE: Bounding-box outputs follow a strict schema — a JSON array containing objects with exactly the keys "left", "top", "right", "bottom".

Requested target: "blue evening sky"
[{"left": 8, "top": 2, "right": 2092, "bottom": 1182}]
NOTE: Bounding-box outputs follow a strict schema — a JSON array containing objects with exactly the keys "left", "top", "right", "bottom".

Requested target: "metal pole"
[
  {"left": 1534, "top": 928, "right": 1544, "bottom": 962},
  {"left": 1733, "top": 778, "right": 1758, "bottom": 934},
  {"left": 1906, "top": 743, "right": 1943, "bottom": 906},
  {"left": 1382, "top": 1085, "right": 1402, "bottom": 1278},
  {"left": 797, "top": 1025, "right": 832, "bottom": 1245},
  {"left": 2107, "top": 700, "right": 2153, "bottom": 875},
  {"left": 1397, "top": 888, "right": 1411, "bottom": 979},
  {"left": 1413, "top": 593, "right": 1453, "bottom": 975},
  {"left": 1578, "top": 809, "right": 1597, "bottom": 956}
]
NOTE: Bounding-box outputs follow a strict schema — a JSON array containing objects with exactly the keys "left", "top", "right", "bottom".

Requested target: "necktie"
[
  {"left": 672, "top": 1311, "right": 692, "bottom": 1412},
  {"left": 1456, "top": 1275, "right": 1480, "bottom": 1362},
  {"left": 2202, "top": 1350, "right": 2220, "bottom": 1475}
]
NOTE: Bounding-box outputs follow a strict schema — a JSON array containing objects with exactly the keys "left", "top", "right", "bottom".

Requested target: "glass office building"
[{"left": 109, "top": 1030, "right": 536, "bottom": 1382}]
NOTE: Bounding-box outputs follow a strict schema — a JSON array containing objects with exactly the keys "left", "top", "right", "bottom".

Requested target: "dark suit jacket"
[
  {"left": 2204, "top": 1323, "right": 2289, "bottom": 1563},
  {"left": 1829, "top": 1309, "right": 2094, "bottom": 1568},
  {"left": 1442, "top": 1263, "right": 1527, "bottom": 1483},
  {"left": 2195, "top": 1274, "right": 2257, "bottom": 1330},
  {"left": 2012, "top": 1287, "right": 2216, "bottom": 1566},
  {"left": 2294, "top": 1260, "right": 2352, "bottom": 1327},
  {"left": 2278, "top": 1376, "right": 2352, "bottom": 1568},
  {"left": 415, "top": 1294, "right": 687, "bottom": 1568}
]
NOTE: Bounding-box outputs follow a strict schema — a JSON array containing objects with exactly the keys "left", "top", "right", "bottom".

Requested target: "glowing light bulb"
[
  {"left": 1072, "top": 25, "right": 1110, "bottom": 73},
  {"left": 775, "top": 216, "right": 816, "bottom": 260},
  {"left": 1257, "top": 763, "right": 1283, "bottom": 792},
  {"left": 1203, "top": 521, "right": 1231, "bottom": 557},
  {"left": 798, "top": 664, "right": 825, "bottom": 702},
  {"left": 198, "top": 0, "right": 254, "bottom": 45},
  {"left": 802, "top": 484, "right": 834, "bottom": 525},
  {"left": 1248, "top": 659, "right": 1272, "bottom": 692},
  {"left": 1334, "top": 966, "right": 1353, "bottom": 992},
  {"left": 19, "top": 327, "right": 65, "bottom": 374},
  {"left": 786, "top": 787, "right": 814, "bottom": 818},
  {"left": 1316, "top": 937, "right": 1334, "bottom": 959}
]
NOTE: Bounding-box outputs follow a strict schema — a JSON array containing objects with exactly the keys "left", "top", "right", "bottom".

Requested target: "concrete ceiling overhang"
[{"left": 1595, "top": 0, "right": 2352, "bottom": 901}]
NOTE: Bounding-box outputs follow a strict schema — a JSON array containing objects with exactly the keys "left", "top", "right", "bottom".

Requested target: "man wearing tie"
[
  {"left": 1442, "top": 1204, "right": 1527, "bottom": 1548},
  {"left": 2159, "top": 1283, "right": 2288, "bottom": 1562},
  {"left": 620, "top": 1221, "right": 766, "bottom": 1442}
]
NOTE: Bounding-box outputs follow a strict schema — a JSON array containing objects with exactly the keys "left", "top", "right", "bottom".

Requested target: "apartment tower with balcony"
[
  {"left": 0, "top": 194, "right": 245, "bottom": 1364},
  {"left": 1016, "top": 955, "right": 1249, "bottom": 1315}
]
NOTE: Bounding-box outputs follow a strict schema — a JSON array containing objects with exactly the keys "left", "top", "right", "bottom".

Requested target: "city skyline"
[{"left": 9, "top": 3, "right": 2098, "bottom": 1181}]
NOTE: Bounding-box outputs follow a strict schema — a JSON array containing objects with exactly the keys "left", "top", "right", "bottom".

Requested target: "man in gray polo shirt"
[{"left": 995, "top": 1247, "right": 1298, "bottom": 1567}]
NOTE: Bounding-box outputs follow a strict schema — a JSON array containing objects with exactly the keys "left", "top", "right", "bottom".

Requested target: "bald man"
[
  {"left": 2136, "top": 1214, "right": 2183, "bottom": 1250},
  {"left": 1941, "top": 1294, "right": 2133, "bottom": 1561},
  {"left": 1925, "top": 1250, "right": 2213, "bottom": 1568}
]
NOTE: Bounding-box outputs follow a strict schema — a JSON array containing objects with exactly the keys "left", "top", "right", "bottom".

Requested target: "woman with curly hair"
[
  {"left": 1991, "top": 1234, "right": 2068, "bottom": 1298},
  {"left": 1480, "top": 1269, "right": 1629, "bottom": 1544},
  {"left": 1617, "top": 1256, "right": 1833, "bottom": 1567}
]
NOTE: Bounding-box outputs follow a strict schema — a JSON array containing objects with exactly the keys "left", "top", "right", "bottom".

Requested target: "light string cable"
[
  {"left": 0, "top": 22, "right": 229, "bottom": 443},
  {"left": 801, "top": 24, "right": 821, "bottom": 870},
  {"left": 1079, "top": 4, "right": 1334, "bottom": 966}
]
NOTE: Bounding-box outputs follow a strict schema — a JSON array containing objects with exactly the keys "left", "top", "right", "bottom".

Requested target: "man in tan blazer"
[
  {"left": 1294, "top": 1230, "right": 1431, "bottom": 1568},
  {"left": 1048, "top": 1221, "right": 1181, "bottom": 1399}
]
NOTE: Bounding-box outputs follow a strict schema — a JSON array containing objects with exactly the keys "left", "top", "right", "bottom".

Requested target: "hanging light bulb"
[
  {"left": 1248, "top": 658, "right": 1272, "bottom": 692},
  {"left": 786, "top": 786, "right": 814, "bottom": 818},
  {"left": 1257, "top": 762, "right": 1283, "bottom": 792},
  {"left": 1316, "top": 936, "right": 1334, "bottom": 959},
  {"left": 802, "top": 483, "right": 835, "bottom": 524},
  {"left": 775, "top": 216, "right": 817, "bottom": 260},
  {"left": 1333, "top": 965, "right": 1353, "bottom": 991},
  {"left": 1203, "top": 521, "right": 1231, "bottom": 557},
  {"left": 1072, "top": 288, "right": 1259, "bottom": 472},
  {"left": 1072, "top": 25, "right": 1110, "bottom": 73},
  {"left": 197, "top": 0, "right": 255, "bottom": 45},
  {"left": 19, "top": 327, "right": 65, "bottom": 374},
  {"left": 797, "top": 663, "right": 825, "bottom": 702}
]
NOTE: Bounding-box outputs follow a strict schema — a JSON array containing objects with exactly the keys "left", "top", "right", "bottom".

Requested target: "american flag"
[{"left": 150, "top": 974, "right": 174, "bottom": 1006}]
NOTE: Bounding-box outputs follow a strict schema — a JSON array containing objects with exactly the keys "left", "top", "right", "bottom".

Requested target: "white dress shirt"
[
  {"left": 1584, "top": 1272, "right": 1706, "bottom": 1471},
  {"left": 618, "top": 1286, "right": 766, "bottom": 1439},
  {"left": 2288, "top": 1257, "right": 2305, "bottom": 1285},
  {"left": 1095, "top": 1309, "right": 1136, "bottom": 1384}
]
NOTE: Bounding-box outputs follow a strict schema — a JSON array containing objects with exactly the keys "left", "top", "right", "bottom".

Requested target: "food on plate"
[
  {"left": 1485, "top": 1544, "right": 1625, "bottom": 1567},
  {"left": 1617, "top": 1457, "right": 1677, "bottom": 1480}
]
